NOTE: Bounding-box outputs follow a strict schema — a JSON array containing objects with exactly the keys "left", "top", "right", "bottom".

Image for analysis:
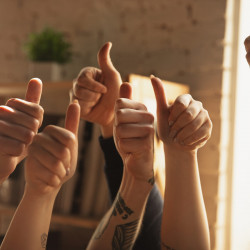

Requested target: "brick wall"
[{"left": 0, "top": 0, "right": 229, "bottom": 249}]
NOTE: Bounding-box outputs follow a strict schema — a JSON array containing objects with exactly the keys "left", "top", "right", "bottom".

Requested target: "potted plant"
[{"left": 25, "top": 27, "right": 72, "bottom": 81}]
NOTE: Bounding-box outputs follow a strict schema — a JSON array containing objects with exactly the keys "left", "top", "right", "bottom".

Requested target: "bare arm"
[
  {"left": 0, "top": 101, "right": 80, "bottom": 250},
  {"left": 151, "top": 77, "right": 211, "bottom": 250},
  {"left": 87, "top": 83, "right": 154, "bottom": 250},
  {"left": 0, "top": 78, "right": 43, "bottom": 184}
]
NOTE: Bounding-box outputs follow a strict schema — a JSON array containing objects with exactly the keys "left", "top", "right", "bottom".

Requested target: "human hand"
[
  {"left": 244, "top": 36, "right": 250, "bottom": 66},
  {"left": 114, "top": 83, "right": 155, "bottom": 184},
  {"left": 25, "top": 101, "right": 80, "bottom": 197},
  {"left": 151, "top": 76, "right": 212, "bottom": 152},
  {"left": 71, "top": 42, "right": 122, "bottom": 134},
  {"left": 0, "top": 78, "right": 43, "bottom": 183}
]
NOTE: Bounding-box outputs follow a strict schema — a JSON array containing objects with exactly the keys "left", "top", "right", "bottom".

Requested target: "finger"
[
  {"left": 115, "top": 109, "right": 154, "bottom": 125},
  {"left": 150, "top": 76, "right": 168, "bottom": 108},
  {"left": 29, "top": 143, "right": 67, "bottom": 179},
  {"left": 116, "top": 123, "right": 154, "bottom": 139},
  {"left": 174, "top": 109, "right": 206, "bottom": 142},
  {"left": 65, "top": 100, "right": 81, "bottom": 135},
  {"left": 25, "top": 78, "right": 43, "bottom": 104},
  {"left": 119, "top": 82, "right": 132, "bottom": 99},
  {"left": 32, "top": 133, "right": 71, "bottom": 168},
  {"left": 76, "top": 69, "right": 107, "bottom": 94},
  {"left": 244, "top": 36, "right": 250, "bottom": 52},
  {"left": 168, "top": 94, "right": 192, "bottom": 125},
  {"left": 169, "top": 100, "right": 203, "bottom": 138},
  {"left": 0, "top": 106, "right": 39, "bottom": 131},
  {"left": 73, "top": 83, "right": 102, "bottom": 102},
  {"left": 44, "top": 125, "right": 75, "bottom": 148},
  {"left": 98, "top": 42, "right": 117, "bottom": 74},
  {"left": 0, "top": 135, "right": 25, "bottom": 156},
  {"left": 115, "top": 98, "right": 147, "bottom": 111},
  {"left": 182, "top": 120, "right": 212, "bottom": 146},
  {"left": 6, "top": 98, "right": 44, "bottom": 122},
  {"left": 0, "top": 120, "right": 34, "bottom": 144}
]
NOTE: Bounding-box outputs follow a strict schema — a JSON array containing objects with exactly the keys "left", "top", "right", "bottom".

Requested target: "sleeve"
[{"left": 99, "top": 136, "right": 163, "bottom": 250}]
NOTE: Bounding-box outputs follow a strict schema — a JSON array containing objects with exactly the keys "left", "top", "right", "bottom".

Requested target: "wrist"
[
  {"left": 120, "top": 169, "right": 153, "bottom": 200},
  {"left": 163, "top": 144, "right": 197, "bottom": 158},
  {"left": 24, "top": 184, "right": 58, "bottom": 204},
  {"left": 100, "top": 118, "right": 114, "bottom": 138}
]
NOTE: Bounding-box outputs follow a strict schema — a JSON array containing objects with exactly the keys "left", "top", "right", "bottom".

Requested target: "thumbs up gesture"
[
  {"left": 71, "top": 42, "right": 122, "bottom": 127},
  {"left": 25, "top": 101, "right": 80, "bottom": 197},
  {"left": 0, "top": 78, "right": 44, "bottom": 183},
  {"left": 151, "top": 76, "right": 212, "bottom": 151},
  {"left": 113, "top": 83, "right": 155, "bottom": 184}
]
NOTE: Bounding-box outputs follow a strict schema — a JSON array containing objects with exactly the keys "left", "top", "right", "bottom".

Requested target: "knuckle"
[
  {"left": 145, "top": 125, "right": 155, "bottom": 136},
  {"left": 38, "top": 106, "right": 44, "bottom": 118},
  {"left": 140, "top": 103, "right": 148, "bottom": 111},
  {"left": 25, "top": 130, "right": 35, "bottom": 144},
  {"left": 115, "top": 109, "right": 124, "bottom": 122},
  {"left": 65, "top": 132, "right": 76, "bottom": 147},
  {"left": 175, "top": 99, "right": 187, "bottom": 109},
  {"left": 52, "top": 157, "right": 61, "bottom": 167},
  {"left": 184, "top": 110, "right": 194, "bottom": 121},
  {"left": 145, "top": 112, "right": 154, "bottom": 122},
  {"left": 48, "top": 174, "right": 61, "bottom": 187},
  {"left": 196, "top": 101, "right": 203, "bottom": 108},
  {"left": 115, "top": 98, "right": 124, "bottom": 108},
  {"left": 31, "top": 118, "right": 40, "bottom": 131},
  {"left": 59, "top": 147, "right": 70, "bottom": 161},
  {"left": 6, "top": 98, "right": 16, "bottom": 106}
]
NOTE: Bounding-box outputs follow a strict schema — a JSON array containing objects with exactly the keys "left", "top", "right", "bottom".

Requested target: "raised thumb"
[
  {"left": 25, "top": 78, "right": 43, "bottom": 104},
  {"left": 150, "top": 75, "right": 169, "bottom": 112},
  {"left": 98, "top": 42, "right": 117, "bottom": 74}
]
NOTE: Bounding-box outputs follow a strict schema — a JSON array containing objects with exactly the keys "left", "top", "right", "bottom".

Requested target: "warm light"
[{"left": 231, "top": 0, "right": 250, "bottom": 249}]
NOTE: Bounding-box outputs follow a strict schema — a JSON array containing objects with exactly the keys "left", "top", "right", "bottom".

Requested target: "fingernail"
[{"left": 169, "top": 130, "right": 177, "bottom": 138}]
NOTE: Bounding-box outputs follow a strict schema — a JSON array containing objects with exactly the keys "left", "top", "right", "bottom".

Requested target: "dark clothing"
[{"left": 99, "top": 136, "right": 163, "bottom": 250}]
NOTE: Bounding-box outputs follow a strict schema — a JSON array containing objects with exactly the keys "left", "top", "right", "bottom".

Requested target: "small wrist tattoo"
[{"left": 41, "top": 233, "right": 48, "bottom": 248}]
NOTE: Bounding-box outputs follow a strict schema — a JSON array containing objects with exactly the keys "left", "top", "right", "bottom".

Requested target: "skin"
[
  {"left": 0, "top": 101, "right": 81, "bottom": 250},
  {"left": 151, "top": 76, "right": 212, "bottom": 250},
  {"left": 72, "top": 42, "right": 212, "bottom": 249},
  {"left": 71, "top": 42, "right": 122, "bottom": 138},
  {"left": 87, "top": 83, "right": 154, "bottom": 250},
  {"left": 244, "top": 36, "right": 250, "bottom": 66},
  {"left": 0, "top": 78, "right": 44, "bottom": 184}
]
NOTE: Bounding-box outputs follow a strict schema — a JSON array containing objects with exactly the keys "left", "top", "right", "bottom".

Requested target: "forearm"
[
  {"left": 161, "top": 146, "right": 210, "bottom": 250},
  {"left": 87, "top": 170, "right": 152, "bottom": 250},
  {"left": 0, "top": 186, "right": 56, "bottom": 250}
]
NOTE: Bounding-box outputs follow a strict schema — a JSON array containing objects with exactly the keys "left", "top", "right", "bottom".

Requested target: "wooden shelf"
[{"left": 0, "top": 81, "right": 72, "bottom": 115}]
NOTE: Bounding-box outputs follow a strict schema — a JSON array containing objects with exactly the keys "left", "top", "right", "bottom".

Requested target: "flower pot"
[{"left": 28, "top": 62, "right": 63, "bottom": 82}]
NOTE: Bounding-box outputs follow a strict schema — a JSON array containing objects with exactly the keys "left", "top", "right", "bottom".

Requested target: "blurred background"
[{"left": 0, "top": 0, "right": 250, "bottom": 249}]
